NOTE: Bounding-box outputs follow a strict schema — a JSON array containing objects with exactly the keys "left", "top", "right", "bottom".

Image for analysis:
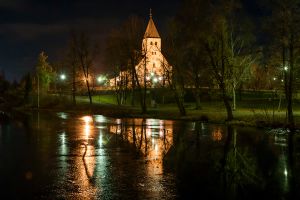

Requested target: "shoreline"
[{"left": 5, "top": 102, "right": 295, "bottom": 130}]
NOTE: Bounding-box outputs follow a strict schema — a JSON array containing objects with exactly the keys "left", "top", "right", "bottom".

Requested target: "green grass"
[{"left": 10, "top": 92, "right": 300, "bottom": 128}]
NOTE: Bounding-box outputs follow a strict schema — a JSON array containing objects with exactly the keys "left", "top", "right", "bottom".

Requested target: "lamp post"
[
  {"left": 59, "top": 73, "right": 66, "bottom": 96},
  {"left": 97, "top": 75, "right": 107, "bottom": 103}
]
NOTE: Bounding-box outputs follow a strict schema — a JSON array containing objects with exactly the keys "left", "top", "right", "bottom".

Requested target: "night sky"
[
  {"left": 0, "top": 0, "right": 181, "bottom": 81},
  {"left": 0, "top": 0, "right": 261, "bottom": 82}
]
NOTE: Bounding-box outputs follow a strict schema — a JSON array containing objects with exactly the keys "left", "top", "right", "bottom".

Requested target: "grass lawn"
[
  {"left": 68, "top": 94, "right": 300, "bottom": 128},
  {"left": 12, "top": 92, "right": 300, "bottom": 128}
]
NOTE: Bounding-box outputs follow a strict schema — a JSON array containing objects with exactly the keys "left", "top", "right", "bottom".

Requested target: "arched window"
[
  {"left": 150, "top": 41, "right": 153, "bottom": 45},
  {"left": 155, "top": 42, "right": 157, "bottom": 46},
  {"left": 153, "top": 63, "right": 156, "bottom": 68}
]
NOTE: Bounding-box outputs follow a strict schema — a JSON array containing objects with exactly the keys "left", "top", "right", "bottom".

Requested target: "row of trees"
[
  {"left": 164, "top": 0, "right": 256, "bottom": 120},
  {"left": 105, "top": 16, "right": 148, "bottom": 111},
  {"left": 23, "top": 32, "right": 98, "bottom": 106},
  {"left": 104, "top": 0, "right": 300, "bottom": 128}
]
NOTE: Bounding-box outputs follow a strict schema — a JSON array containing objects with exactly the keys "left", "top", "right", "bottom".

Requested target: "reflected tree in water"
[{"left": 218, "top": 126, "right": 263, "bottom": 199}]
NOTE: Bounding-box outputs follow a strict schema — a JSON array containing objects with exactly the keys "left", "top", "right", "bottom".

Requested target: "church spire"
[{"left": 144, "top": 9, "right": 160, "bottom": 38}]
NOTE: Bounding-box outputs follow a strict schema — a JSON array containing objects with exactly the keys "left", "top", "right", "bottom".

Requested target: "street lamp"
[
  {"left": 97, "top": 76, "right": 104, "bottom": 83},
  {"left": 97, "top": 75, "right": 108, "bottom": 84},
  {"left": 59, "top": 73, "right": 66, "bottom": 96},
  {"left": 60, "top": 74, "right": 66, "bottom": 80}
]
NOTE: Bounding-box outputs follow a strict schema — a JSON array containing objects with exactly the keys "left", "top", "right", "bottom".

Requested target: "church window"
[
  {"left": 153, "top": 63, "right": 156, "bottom": 68},
  {"left": 150, "top": 42, "right": 153, "bottom": 45},
  {"left": 155, "top": 42, "right": 157, "bottom": 46}
]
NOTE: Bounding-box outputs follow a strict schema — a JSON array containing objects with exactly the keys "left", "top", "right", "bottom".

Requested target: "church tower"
[
  {"left": 139, "top": 9, "right": 167, "bottom": 83},
  {"left": 109, "top": 9, "right": 171, "bottom": 88},
  {"left": 142, "top": 9, "right": 161, "bottom": 53}
]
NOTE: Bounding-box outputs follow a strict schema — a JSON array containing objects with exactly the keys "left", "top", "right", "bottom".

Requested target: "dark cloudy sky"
[
  {"left": 0, "top": 0, "right": 262, "bottom": 81},
  {"left": 0, "top": 0, "right": 181, "bottom": 81}
]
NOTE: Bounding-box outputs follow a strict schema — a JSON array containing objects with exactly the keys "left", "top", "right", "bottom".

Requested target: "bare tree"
[
  {"left": 174, "top": 0, "right": 213, "bottom": 110},
  {"left": 66, "top": 33, "right": 80, "bottom": 105},
  {"left": 268, "top": 0, "right": 300, "bottom": 129},
  {"left": 163, "top": 20, "right": 187, "bottom": 116},
  {"left": 204, "top": 17, "right": 234, "bottom": 120},
  {"left": 70, "top": 32, "right": 97, "bottom": 105}
]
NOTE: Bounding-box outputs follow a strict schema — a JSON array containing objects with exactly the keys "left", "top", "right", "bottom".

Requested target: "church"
[{"left": 109, "top": 11, "right": 171, "bottom": 88}]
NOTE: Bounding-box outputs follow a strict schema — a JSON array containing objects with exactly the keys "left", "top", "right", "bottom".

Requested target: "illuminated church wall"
[{"left": 110, "top": 11, "right": 171, "bottom": 88}]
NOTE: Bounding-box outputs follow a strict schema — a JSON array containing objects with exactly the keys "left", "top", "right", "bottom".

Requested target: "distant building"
[{"left": 110, "top": 10, "right": 171, "bottom": 88}]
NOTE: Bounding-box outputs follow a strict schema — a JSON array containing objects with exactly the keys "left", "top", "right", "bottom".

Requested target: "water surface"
[{"left": 0, "top": 112, "right": 299, "bottom": 199}]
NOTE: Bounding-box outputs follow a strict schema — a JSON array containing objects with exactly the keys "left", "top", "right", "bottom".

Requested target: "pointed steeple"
[{"left": 144, "top": 9, "right": 160, "bottom": 38}]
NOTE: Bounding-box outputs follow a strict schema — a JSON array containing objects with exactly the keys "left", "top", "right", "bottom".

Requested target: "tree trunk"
[
  {"left": 142, "top": 54, "right": 147, "bottom": 114},
  {"left": 232, "top": 86, "right": 236, "bottom": 111},
  {"left": 86, "top": 79, "right": 93, "bottom": 105},
  {"left": 193, "top": 71, "right": 201, "bottom": 110},
  {"left": 133, "top": 67, "right": 146, "bottom": 113},
  {"left": 287, "top": 33, "right": 294, "bottom": 129},
  {"left": 194, "top": 82, "right": 201, "bottom": 110},
  {"left": 195, "top": 94, "right": 201, "bottom": 110},
  {"left": 131, "top": 61, "right": 136, "bottom": 106},
  {"left": 221, "top": 83, "right": 233, "bottom": 121},
  {"left": 174, "top": 89, "right": 186, "bottom": 116},
  {"left": 72, "top": 64, "right": 76, "bottom": 105}
]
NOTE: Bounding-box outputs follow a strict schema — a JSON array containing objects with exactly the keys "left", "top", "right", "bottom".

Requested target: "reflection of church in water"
[
  {"left": 109, "top": 118, "right": 174, "bottom": 175},
  {"left": 110, "top": 10, "right": 171, "bottom": 87}
]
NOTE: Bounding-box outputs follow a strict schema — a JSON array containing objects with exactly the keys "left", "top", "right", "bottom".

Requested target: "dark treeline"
[{"left": 104, "top": 0, "right": 300, "bottom": 128}]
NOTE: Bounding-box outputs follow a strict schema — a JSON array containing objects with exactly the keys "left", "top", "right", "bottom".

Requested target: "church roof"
[{"left": 144, "top": 14, "right": 160, "bottom": 38}]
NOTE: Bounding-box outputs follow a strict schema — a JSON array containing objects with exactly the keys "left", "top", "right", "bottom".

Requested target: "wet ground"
[{"left": 0, "top": 111, "right": 299, "bottom": 199}]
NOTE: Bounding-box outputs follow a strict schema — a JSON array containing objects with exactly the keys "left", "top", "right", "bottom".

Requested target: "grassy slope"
[{"left": 15, "top": 93, "right": 298, "bottom": 128}]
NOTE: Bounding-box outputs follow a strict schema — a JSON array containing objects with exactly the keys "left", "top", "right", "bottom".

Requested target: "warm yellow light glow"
[
  {"left": 212, "top": 128, "right": 222, "bottom": 141},
  {"left": 82, "top": 116, "right": 93, "bottom": 138},
  {"left": 82, "top": 116, "right": 93, "bottom": 124}
]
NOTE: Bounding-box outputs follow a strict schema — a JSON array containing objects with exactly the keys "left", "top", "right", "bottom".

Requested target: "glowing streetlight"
[
  {"left": 60, "top": 74, "right": 66, "bottom": 80},
  {"left": 153, "top": 77, "right": 158, "bottom": 83},
  {"left": 97, "top": 75, "right": 107, "bottom": 84},
  {"left": 284, "top": 169, "right": 288, "bottom": 177},
  {"left": 284, "top": 66, "right": 288, "bottom": 71},
  {"left": 97, "top": 76, "right": 104, "bottom": 83},
  {"left": 273, "top": 77, "right": 277, "bottom": 81}
]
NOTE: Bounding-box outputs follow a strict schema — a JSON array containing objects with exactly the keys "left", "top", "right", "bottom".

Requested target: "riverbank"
[{"left": 6, "top": 98, "right": 298, "bottom": 130}]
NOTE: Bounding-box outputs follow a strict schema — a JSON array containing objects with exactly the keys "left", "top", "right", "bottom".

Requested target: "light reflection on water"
[
  {"left": 63, "top": 115, "right": 175, "bottom": 198},
  {"left": 108, "top": 118, "right": 174, "bottom": 190},
  {"left": 0, "top": 112, "right": 299, "bottom": 199}
]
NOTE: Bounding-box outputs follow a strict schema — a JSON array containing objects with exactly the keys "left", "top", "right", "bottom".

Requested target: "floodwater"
[{"left": 0, "top": 112, "right": 299, "bottom": 200}]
